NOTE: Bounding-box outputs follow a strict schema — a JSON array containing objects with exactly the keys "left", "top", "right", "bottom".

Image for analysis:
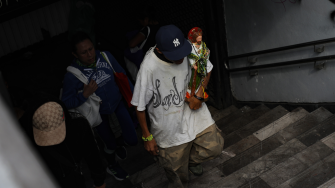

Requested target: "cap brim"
[
  {"left": 33, "top": 121, "right": 66, "bottom": 146},
  {"left": 162, "top": 38, "right": 192, "bottom": 61}
]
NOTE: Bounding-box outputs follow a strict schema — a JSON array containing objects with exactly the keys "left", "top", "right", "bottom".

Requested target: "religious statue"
[{"left": 186, "top": 27, "right": 209, "bottom": 101}]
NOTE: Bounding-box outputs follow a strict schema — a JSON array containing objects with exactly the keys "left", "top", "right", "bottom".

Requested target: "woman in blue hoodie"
[{"left": 62, "top": 32, "right": 137, "bottom": 181}]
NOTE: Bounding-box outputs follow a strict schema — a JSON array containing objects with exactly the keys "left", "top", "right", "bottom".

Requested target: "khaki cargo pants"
[{"left": 157, "top": 124, "right": 224, "bottom": 188}]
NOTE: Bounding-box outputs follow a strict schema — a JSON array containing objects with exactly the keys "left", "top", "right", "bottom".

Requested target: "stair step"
[
  {"left": 321, "top": 132, "right": 335, "bottom": 151},
  {"left": 223, "top": 107, "right": 307, "bottom": 156},
  {"left": 253, "top": 107, "right": 308, "bottom": 141},
  {"left": 129, "top": 163, "right": 164, "bottom": 186},
  {"left": 318, "top": 176, "right": 335, "bottom": 188},
  {"left": 223, "top": 105, "right": 289, "bottom": 149},
  {"left": 274, "top": 107, "right": 332, "bottom": 144},
  {"left": 218, "top": 136, "right": 284, "bottom": 177},
  {"left": 222, "top": 132, "right": 242, "bottom": 150},
  {"left": 216, "top": 106, "right": 251, "bottom": 134},
  {"left": 278, "top": 152, "right": 335, "bottom": 188},
  {"left": 261, "top": 157, "right": 307, "bottom": 187},
  {"left": 221, "top": 104, "right": 270, "bottom": 136},
  {"left": 217, "top": 107, "right": 331, "bottom": 178},
  {"left": 213, "top": 139, "right": 307, "bottom": 187},
  {"left": 186, "top": 167, "right": 224, "bottom": 188},
  {"left": 224, "top": 134, "right": 260, "bottom": 157},
  {"left": 294, "top": 141, "right": 334, "bottom": 166},
  {"left": 208, "top": 105, "right": 238, "bottom": 122},
  {"left": 298, "top": 115, "right": 335, "bottom": 147},
  {"left": 236, "top": 105, "right": 289, "bottom": 138},
  {"left": 239, "top": 177, "right": 272, "bottom": 188},
  {"left": 143, "top": 168, "right": 168, "bottom": 188},
  {"left": 260, "top": 141, "right": 333, "bottom": 187}
]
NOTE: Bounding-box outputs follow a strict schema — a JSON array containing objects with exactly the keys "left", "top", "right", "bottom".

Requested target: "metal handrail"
[
  {"left": 227, "top": 37, "right": 335, "bottom": 60},
  {"left": 229, "top": 54, "right": 335, "bottom": 73},
  {"left": 226, "top": 37, "right": 335, "bottom": 72}
]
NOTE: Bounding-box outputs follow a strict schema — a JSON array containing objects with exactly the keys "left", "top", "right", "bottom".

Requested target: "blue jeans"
[{"left": 95, "top": 101, "right": 138, "bottom": 151}]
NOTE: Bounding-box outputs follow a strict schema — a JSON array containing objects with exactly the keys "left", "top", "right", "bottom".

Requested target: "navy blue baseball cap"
[{"left": 156, "top": 25, "right": 192, "bottom": 61}]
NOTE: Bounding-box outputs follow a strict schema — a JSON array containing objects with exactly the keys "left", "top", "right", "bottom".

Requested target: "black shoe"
[
  {"left": 189, "top": 164, "right": 203, "bottom": 176},
  {"left": 106, "top": 162, "right": 129, "bottom": 181},
  {"left": 116, "top": 146, "right": 127, "bottom": 160}
]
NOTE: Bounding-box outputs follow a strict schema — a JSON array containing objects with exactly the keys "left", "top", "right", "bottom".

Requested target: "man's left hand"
[{"left": 185, "top": 96, "right": 202, "bottom": 110}]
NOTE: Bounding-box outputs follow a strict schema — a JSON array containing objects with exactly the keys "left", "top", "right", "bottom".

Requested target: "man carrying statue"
[{"left": 131, "top": 24, "right": 224, "bottom": 188}]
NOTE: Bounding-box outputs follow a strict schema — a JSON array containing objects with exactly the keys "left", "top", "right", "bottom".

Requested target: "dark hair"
[
  {"left": 71, "top": 31, "right": 93, "bottom": 53},
  {"left": 138, "top": 5, "right": 157, "bottom": 22}
]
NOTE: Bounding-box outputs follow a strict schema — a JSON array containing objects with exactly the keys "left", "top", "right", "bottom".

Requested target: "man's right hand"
[
  {"left": 144, "top": 138, "right": 159, "bottom": 155},
  {"left": 83, "top": 80, "right": 98, "bottom": 98},
  {"left": 185, "top": 96, "right": 202, "bottom": 110}
]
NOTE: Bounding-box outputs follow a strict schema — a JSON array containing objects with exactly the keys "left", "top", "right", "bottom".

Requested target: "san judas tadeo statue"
[{"left": 186, "top": 27, "right": 210, "bottom": 101}]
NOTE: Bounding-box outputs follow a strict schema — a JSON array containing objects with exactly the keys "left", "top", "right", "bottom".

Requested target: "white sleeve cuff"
[{"left": 207, "top": 59, "right": 213, "bottom": 72}]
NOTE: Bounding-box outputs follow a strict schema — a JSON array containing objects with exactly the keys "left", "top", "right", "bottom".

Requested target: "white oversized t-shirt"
[{"left": 131, "top": 48, "right": 215, "bottom": 148}]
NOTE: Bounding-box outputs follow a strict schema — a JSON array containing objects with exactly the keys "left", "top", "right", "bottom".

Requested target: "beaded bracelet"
[{"left": 142, "top": 134, "right": 153, "bottom": 141}]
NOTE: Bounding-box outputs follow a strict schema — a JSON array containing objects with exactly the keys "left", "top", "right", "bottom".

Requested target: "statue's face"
[
  {"left": 188, "top": 27, "right": 203, "bottom": 43},
  {"left": 196, "top": 36, "right": 202, "bottom": 44}
]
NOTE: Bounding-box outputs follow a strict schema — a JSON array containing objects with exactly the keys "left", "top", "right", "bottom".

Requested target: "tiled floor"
[
  {"left": 107, "top": 105, "right": 335, "bottom": 188},
  {"left": 79, "top": 104, "right": 335, "bottom": 188}
]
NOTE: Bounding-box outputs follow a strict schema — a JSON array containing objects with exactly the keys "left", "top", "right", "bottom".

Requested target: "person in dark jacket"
[
  {"left": 62, "top": 31, "right": 137, "bottom": 180},
  {"left": 126, "top": 5, "right": 162, "bottom": 69},
  {"left": 9, "top": 89, "right": 107, "bottom": 188}
]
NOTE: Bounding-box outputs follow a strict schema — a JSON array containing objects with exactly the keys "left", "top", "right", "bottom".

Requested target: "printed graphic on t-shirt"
[
  {"left": 152, "top": 72, "right": 189, "bottom": 111},
  {"left": 82, "top": 61, "right": 113, "bottom": 87},
  {"left": 96, "top": 62, "right": 111, "bottom": 70},
  {"left": 84, "top": 70, "right": 94, "bottom": 79},
  {"left": 131, "top": 52, "right": 215, "bottom": 148},
  {"left": 92, "top": 70, "right": 111, "bottom": 86}
]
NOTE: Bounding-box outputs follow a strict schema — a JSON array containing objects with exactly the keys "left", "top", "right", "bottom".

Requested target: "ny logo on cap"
[{"left": 173, "top": 38, "right": 180, "bottom": 47}]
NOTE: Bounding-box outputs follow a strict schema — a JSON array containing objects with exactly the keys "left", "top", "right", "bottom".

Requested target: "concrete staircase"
[{"left": 129, "top": 105, "right": 335, "bottom": 188}]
